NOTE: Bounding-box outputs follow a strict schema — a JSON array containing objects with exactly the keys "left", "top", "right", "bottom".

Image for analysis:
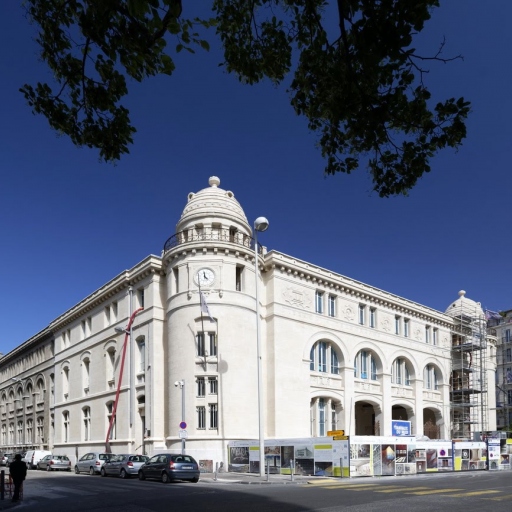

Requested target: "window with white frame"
[
  {"left": 8, "top": 423, "right": 14, "bottom": 445},
  {"left": 137, "top": 337, "right": 146, "bottom": 373},
  {"left": 81, "top": 317, "right": 92, "bottom": 340},
  {"left": 208, "top": 377, "right": 218, "bottom": 395},
  {"left": 106, "top": 347, "right": 116, "bottom": 384},
  {"left": 370, "top": 307, "right": 376, "bottom": 328},
  {"left": 1, "top": 425, "right": 5, "bottom": 445},
  {"left": 391, "top": 358, "right": 411, "bottom": 386},
  {"left": 209, "top": 404, "right": 218, "bottom": 429},
  {"left": 425, "top": 325, "right": 431, "bottom": 343},
  {"left": 17, "top": 421, "right": 23, "bottom": 444},
  {"left": 82, "top": 357, "right": 90, "bottom": 391},
  {"left": 197, "top": 406, "right": 206, "bottom": 429},
  {"left": 197, "top": 333, "right": 205, "bottom": 356},
  {"left": 36, "top": 416, "right": 44, "bottom": 443},
  {"left": 315, "top": 291, "right": 324, "bottom": 314},
  {"left": 310, "top": 341, "right": 340, "bottom": 374},
  {"left": 235, "top": 265, "right": 244, "bottom": 291},
  {"left": 62, "top": 412, "right": 69, "bottom": 443},
  {"left": 433, "top": 328, "right": 438, "bottom": 346},
  {"left": 197, "top": 377, "right": 205, "bottom": 397},
  {"left": 106, "top": 401, "right": 116, "bottom": 439},
  {"left": 209, "top": 333, "right": 217, "bottom": 356},
  {"left": 358, "top": 304, "right": 366, "bottom": 325},
  {"left": 26, "top": 419, "right": 33, "bottom": 445},
  {"left": 424, "top": 365, "right": 439, "bottom": 390},
  {"left": 395, "top": 316, "right": 401, "bottom": 335},
  {"left": 328, "top": 295, "right": 336, "bottom": 317},
  {"left": 137, "top": 287, "right": 145, "bottom": 309},
  {"left": 404, "top": 318, "right": 410, "bottom": 337},
  {"left": 63, "top": 366, "right": 70, "bottom": 399},
  {"left": 318, "top": 398, "right": 326, "bottom": 436},
  {"left": 83, "top": 407, "right": 91, "bottom": 441},
  {"left": 354, "top": 350, "right": 377, "bottom": 380}
]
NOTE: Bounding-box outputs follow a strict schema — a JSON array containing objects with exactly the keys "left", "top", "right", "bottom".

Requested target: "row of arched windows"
[{"left": 310, "top": 341, "right": 440, "bottom": 389}]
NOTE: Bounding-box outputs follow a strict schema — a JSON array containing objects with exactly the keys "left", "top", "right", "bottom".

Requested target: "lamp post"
[
  {"left": 254, "top": 216, "right": 269, "bottom": 478},
  {"left": 174, "top": 380, "right": 185, "bottom": 454}
]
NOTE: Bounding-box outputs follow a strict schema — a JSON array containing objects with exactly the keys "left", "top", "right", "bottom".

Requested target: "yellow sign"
[
  {"left": 333, "top": 435, "right": 348, "bottom": 440},
  {"left": 327, "top": 430, "right": 344, "bottom": 437}
]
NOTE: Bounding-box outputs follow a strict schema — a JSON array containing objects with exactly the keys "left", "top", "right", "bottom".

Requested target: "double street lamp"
[{"left": 253, "top": 217, "right": 269, "bottom": 478}]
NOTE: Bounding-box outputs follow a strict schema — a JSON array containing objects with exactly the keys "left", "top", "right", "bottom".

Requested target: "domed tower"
[
  {"left": 445, "top": 291, "right": 496, "bottom": 439},
  {"left": 162, "top": 177, "right": 264, "bottom": 461}
]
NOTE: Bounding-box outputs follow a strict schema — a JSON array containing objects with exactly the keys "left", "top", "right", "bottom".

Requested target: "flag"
[
  {"left": 200, "top": 291, "right": 215, "bottom": 322},
  {"left": 484, "top": 309, "right": 501, "bottom": 320}
]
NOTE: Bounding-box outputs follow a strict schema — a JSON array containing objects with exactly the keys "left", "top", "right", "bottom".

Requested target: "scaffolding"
[
  {"left": 450, "top": 310, "right": 488, "bottom": 440},
  {"left": 494, "top": 311, "right": 512, "bottom": 431}
]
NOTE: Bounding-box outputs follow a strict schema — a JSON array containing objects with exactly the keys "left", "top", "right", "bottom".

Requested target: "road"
[{"left": 4, "top": 469, "right": 512, "bottom": 511}]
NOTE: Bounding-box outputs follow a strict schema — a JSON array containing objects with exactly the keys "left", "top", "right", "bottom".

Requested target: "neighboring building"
[
  {"left": 0, "top": 177, "right": 498, "bottom": 464},
  {"left": 491, "top": 310, "right": 512, "bottom": 431}
]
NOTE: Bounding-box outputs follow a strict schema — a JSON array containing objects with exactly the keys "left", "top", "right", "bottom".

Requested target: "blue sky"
[{"left": 1, "top": 1, "right": 510, "bottom": 354}]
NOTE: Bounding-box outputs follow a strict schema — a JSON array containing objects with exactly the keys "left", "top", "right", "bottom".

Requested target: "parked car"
[
  {"left": 101, "top": 454, "right": 149, "bottom": 479},
  {"left": 0, "top": 454, "right": 11, "bottom": 466},
  {"left": 138, "top": 454, "right": 200, "bottom": 483},
  {"left": 37, "top": 454, "right": 72, "bottom": 472},
  {"left": 23, "top": 450, "right": 52, "bottom": 469},
  {"left": 75, "top": 452, "right": 111, "bottom": 475}
]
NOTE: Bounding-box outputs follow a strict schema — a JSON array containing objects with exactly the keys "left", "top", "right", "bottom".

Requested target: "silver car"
[
  {"left": 75, "top": 452, "right": 110, "bottom": 475},
  {"left": 100, "top": 454, "right": 149, "bottom": 479},
  {"left": 37, "top": 455, "right": 72, "bottom": 471}
]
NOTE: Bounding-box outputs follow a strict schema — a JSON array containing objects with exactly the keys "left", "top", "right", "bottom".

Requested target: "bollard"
[
  {"left": 214, "top": 462, "right": 218, "bottom": 482},
  {"left": 290, "top": 460, "right": 294, "bottom": 482},
  {"left": 340, "top": 457, "right": 343, "bottom": 479},
  {"left": 0, "top": 470, "right": 4, "bottom": 501},
  {"left": 266, "top": 459, "right": 270, "bottom": 482}
]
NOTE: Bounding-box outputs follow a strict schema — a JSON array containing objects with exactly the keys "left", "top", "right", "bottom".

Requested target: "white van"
[{"left": 23, "top": 450, "right": 52, "bottom": 469}]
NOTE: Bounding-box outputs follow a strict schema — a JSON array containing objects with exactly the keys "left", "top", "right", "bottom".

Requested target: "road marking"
[
  {"left": 406, "top": 489, "right": 463, "bottom": 495},
  {"left": 376, "top": 487, "right": 430, "bottom": 493},
  {"left": 346, "top": 485, "right": 407, "bottom": 492},
  {"left": 484, "top": 494, "right": 512, "bottom": 501},
  {"left": 445, "top": 490, "right": 501, "bottom": 497}
]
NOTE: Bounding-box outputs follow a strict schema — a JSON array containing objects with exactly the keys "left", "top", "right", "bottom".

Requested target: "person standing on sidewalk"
[{"left": 9, "top": 454, "right": 27, "bottom": 502}]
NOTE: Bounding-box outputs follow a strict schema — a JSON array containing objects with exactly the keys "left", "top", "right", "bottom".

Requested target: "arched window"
[
  {"left": 136, "top": 336, "right": 146, "bottom": 374},
  {"left": 26, "top": 419, "right": 33, "bottom": 445},
  {"left": 354, "top": 350, "right": 378, "bottom": 380},
  {"left": 106, "top": 347, "right": 116, "bottom": 387},
  {"left": 310, "top": 341, "right": 340, "bottom": 375},
  {"left": 82, "top": 357, "right": 90, "bottom": 392},
  {"left": 62, "top": 367, "right": 70, "bottom": 399},
  {"left": 424, "top": 365, "right": 439, "bottom": 390},
  {"left": 391, "top": 358, "right": 412, "bottom": 386},
  {"left": 310, "top": 397, "right": 341, "bottom": 437}
]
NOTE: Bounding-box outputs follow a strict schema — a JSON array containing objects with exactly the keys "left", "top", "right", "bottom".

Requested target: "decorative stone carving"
[
  {"left": 282, "top": 287, "right": 312, "bottom": 310},
  {"left": 414, "top": 328, "right": 422, "bottom": 341},
  {"left": 381, "top": 318, "right": 391, "bottom": 332},
  {"left": 344, "top": 306, "right": 355, "bottom": 321}
]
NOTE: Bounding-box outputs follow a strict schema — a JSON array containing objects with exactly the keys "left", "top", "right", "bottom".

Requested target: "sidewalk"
[{"left": 199, "top": 471, "right": 323, "bottom": 485}]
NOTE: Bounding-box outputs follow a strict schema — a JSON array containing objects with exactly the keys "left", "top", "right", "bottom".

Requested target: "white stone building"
[{"left": 0, "top": 176, "right": 497, "bottom": 464}]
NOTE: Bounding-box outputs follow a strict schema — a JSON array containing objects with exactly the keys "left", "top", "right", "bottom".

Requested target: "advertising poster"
[
  {"left": 264, "top": 446, "right": 281, "bottom": 474},
  {"left": 488, "top": 438, "right": 501, "bottom": 471},
  {"left": 280, "top": 446, "right": 295, "bottom": 475},
  {"left": 314, "top": 444, "right": 333, "bottom": 476},
  {"left": 454, "top": 441, "right": 486, "bottom": 471},
  {"left": 415, "top": 441, "right": 452, "bottom": 473},
  {"left": 499, "top": 439, "right": 512, "bottom": 470},
  {"left": 294, "top": 444, "right": 314, "bottom": 476},
  {"left": 332, "top": 440, "right": 350, "bottom": 477},
  {"left": 350, "top": 443, "right": 373, "bottom": 477},
  {"left": 228, "top": 445, "right": 250, "bottom": 473},
  {"left": 381, "top": 444, "right": 396, "bottom": 476}
]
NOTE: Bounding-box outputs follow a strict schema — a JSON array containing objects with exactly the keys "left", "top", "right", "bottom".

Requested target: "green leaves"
[{"left": 22, "top": 1, "right": 470, "bottom": 196}]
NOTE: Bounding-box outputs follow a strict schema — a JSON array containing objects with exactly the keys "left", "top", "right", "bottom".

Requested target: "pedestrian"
[{"left": 9, "top": 454, "right": 27, "bottom": 502}]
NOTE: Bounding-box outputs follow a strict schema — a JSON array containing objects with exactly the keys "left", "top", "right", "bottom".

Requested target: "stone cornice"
[
  {"left": 264, "top": 250, "right": 453, "bottom": 329},
  {"left": 0, "top": 328, "right": 53, "bottom": 366},
  {"left": 49, "top": 255, "right": 164, "bottom": 332}
]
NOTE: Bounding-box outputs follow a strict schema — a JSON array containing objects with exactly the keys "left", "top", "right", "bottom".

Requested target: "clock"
[{"left": 195, "top": 268, "right": 215, "bottom": 287}]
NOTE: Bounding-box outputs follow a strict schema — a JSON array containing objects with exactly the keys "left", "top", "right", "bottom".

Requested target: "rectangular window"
[
  {"left": 197, "top": 406, "right": 206, "bottom": 429},
  {"left": 197, "top": 377, "right": 205, "bottom": 397},
  {"left": 315, "top": 291, "right": 324, "bottom": 314},
  {"left": 425, "top": 326, "right": 430, "bottom": 343},
  {"left": 507, "top": 348, "right": 512, "bottom": 362},
  {"left": 404, "top": 318, "right": 410, "bottom": 337},
  {"left": 433, "top": 328, "right": 438, "bottom": 346},
  {"left": 508, "top": 390, "right": 512, "bottom": 405},
  {"left": 111, "top": 302, "right": 117, "bottom": 322},
  {"left": 209, "top": 404, "right": 218, "bottom": 429},
  {"left": 173, "top": 268, "right": 179, "bottom": 293},
  {"left": 105, "top": 306, "right": 111, "bottom": 326},
  {"left": 209, "top": 333, "right": 217, "bottom": 356},
  {"left": 359, "top": 305, "right": 366, "bottom": 325},
  {"left": 331, "top": 409, "right": 337, "bottom": 431},
  {"left": 318, "top": 342, "right": 327, "bottom": 372},
  {"left": 328, "top": 295, "right": 336, "bottom": 317},
  {"left": 197, "top": 333, "right": 205, "bottom": 357},
  {"left": 395, "top": 316, "right": 401, "bottom": 335},
  {"left": 208, "top": 377, "right": 218, "bottom": 395},
  {"left": 369, "top": 307, "right": 376, "bottom": 328},
  {"left": 138, "top": 288, "right": 145, "bottom": 309},
  {"left": 235, "top": 265, "right": 243, "bottom": 291}
]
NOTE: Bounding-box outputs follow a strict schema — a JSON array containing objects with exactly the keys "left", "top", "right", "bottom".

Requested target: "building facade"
[{"left": 0, "top": 176, "right": 498, "bottom": 464}]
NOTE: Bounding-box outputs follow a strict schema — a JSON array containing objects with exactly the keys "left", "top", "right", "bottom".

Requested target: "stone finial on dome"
[
  {"left": 458, "top": 290, "right": 466, "bottom": 297},
  {"left": 209, "top": 176, "right": 220, "bottom": 188}
]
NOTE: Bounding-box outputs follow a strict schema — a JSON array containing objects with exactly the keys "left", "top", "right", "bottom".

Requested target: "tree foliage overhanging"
[{"left": 20, "top": 0, "right": 470, "bottom": 197}]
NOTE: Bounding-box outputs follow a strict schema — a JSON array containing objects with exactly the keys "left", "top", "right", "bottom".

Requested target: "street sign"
[
  {"left": 334, "top": 435, "right": 349, "bottom": 440},
  {"left": 179, "top": 429, "right": 188, "bottom": 439},
  {"left": 327, "top": 430, "right": 344, "bottom": 437},
  {"left": 179, "top": 421, "right": 187, "bottom": 429}
]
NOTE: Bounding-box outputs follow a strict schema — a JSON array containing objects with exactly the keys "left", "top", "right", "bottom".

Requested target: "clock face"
[{"left": 195, "top": 268, "right": 215, "bottom": 287}]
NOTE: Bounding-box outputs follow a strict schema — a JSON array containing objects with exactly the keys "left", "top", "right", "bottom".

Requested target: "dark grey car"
[
  {"left": 101, "top": 454, "right": 149, "bottom": 479},
  {"left": 138, "top": 454, "right": 200, "bottom": 483}
]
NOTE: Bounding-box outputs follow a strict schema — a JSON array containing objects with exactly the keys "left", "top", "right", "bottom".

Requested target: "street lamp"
[
  {"left": 254, "top": 216, "right": 269, "bottom": 478},
  {"left": 174, "top": 380, "right": 185, "bottom": 455}
]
